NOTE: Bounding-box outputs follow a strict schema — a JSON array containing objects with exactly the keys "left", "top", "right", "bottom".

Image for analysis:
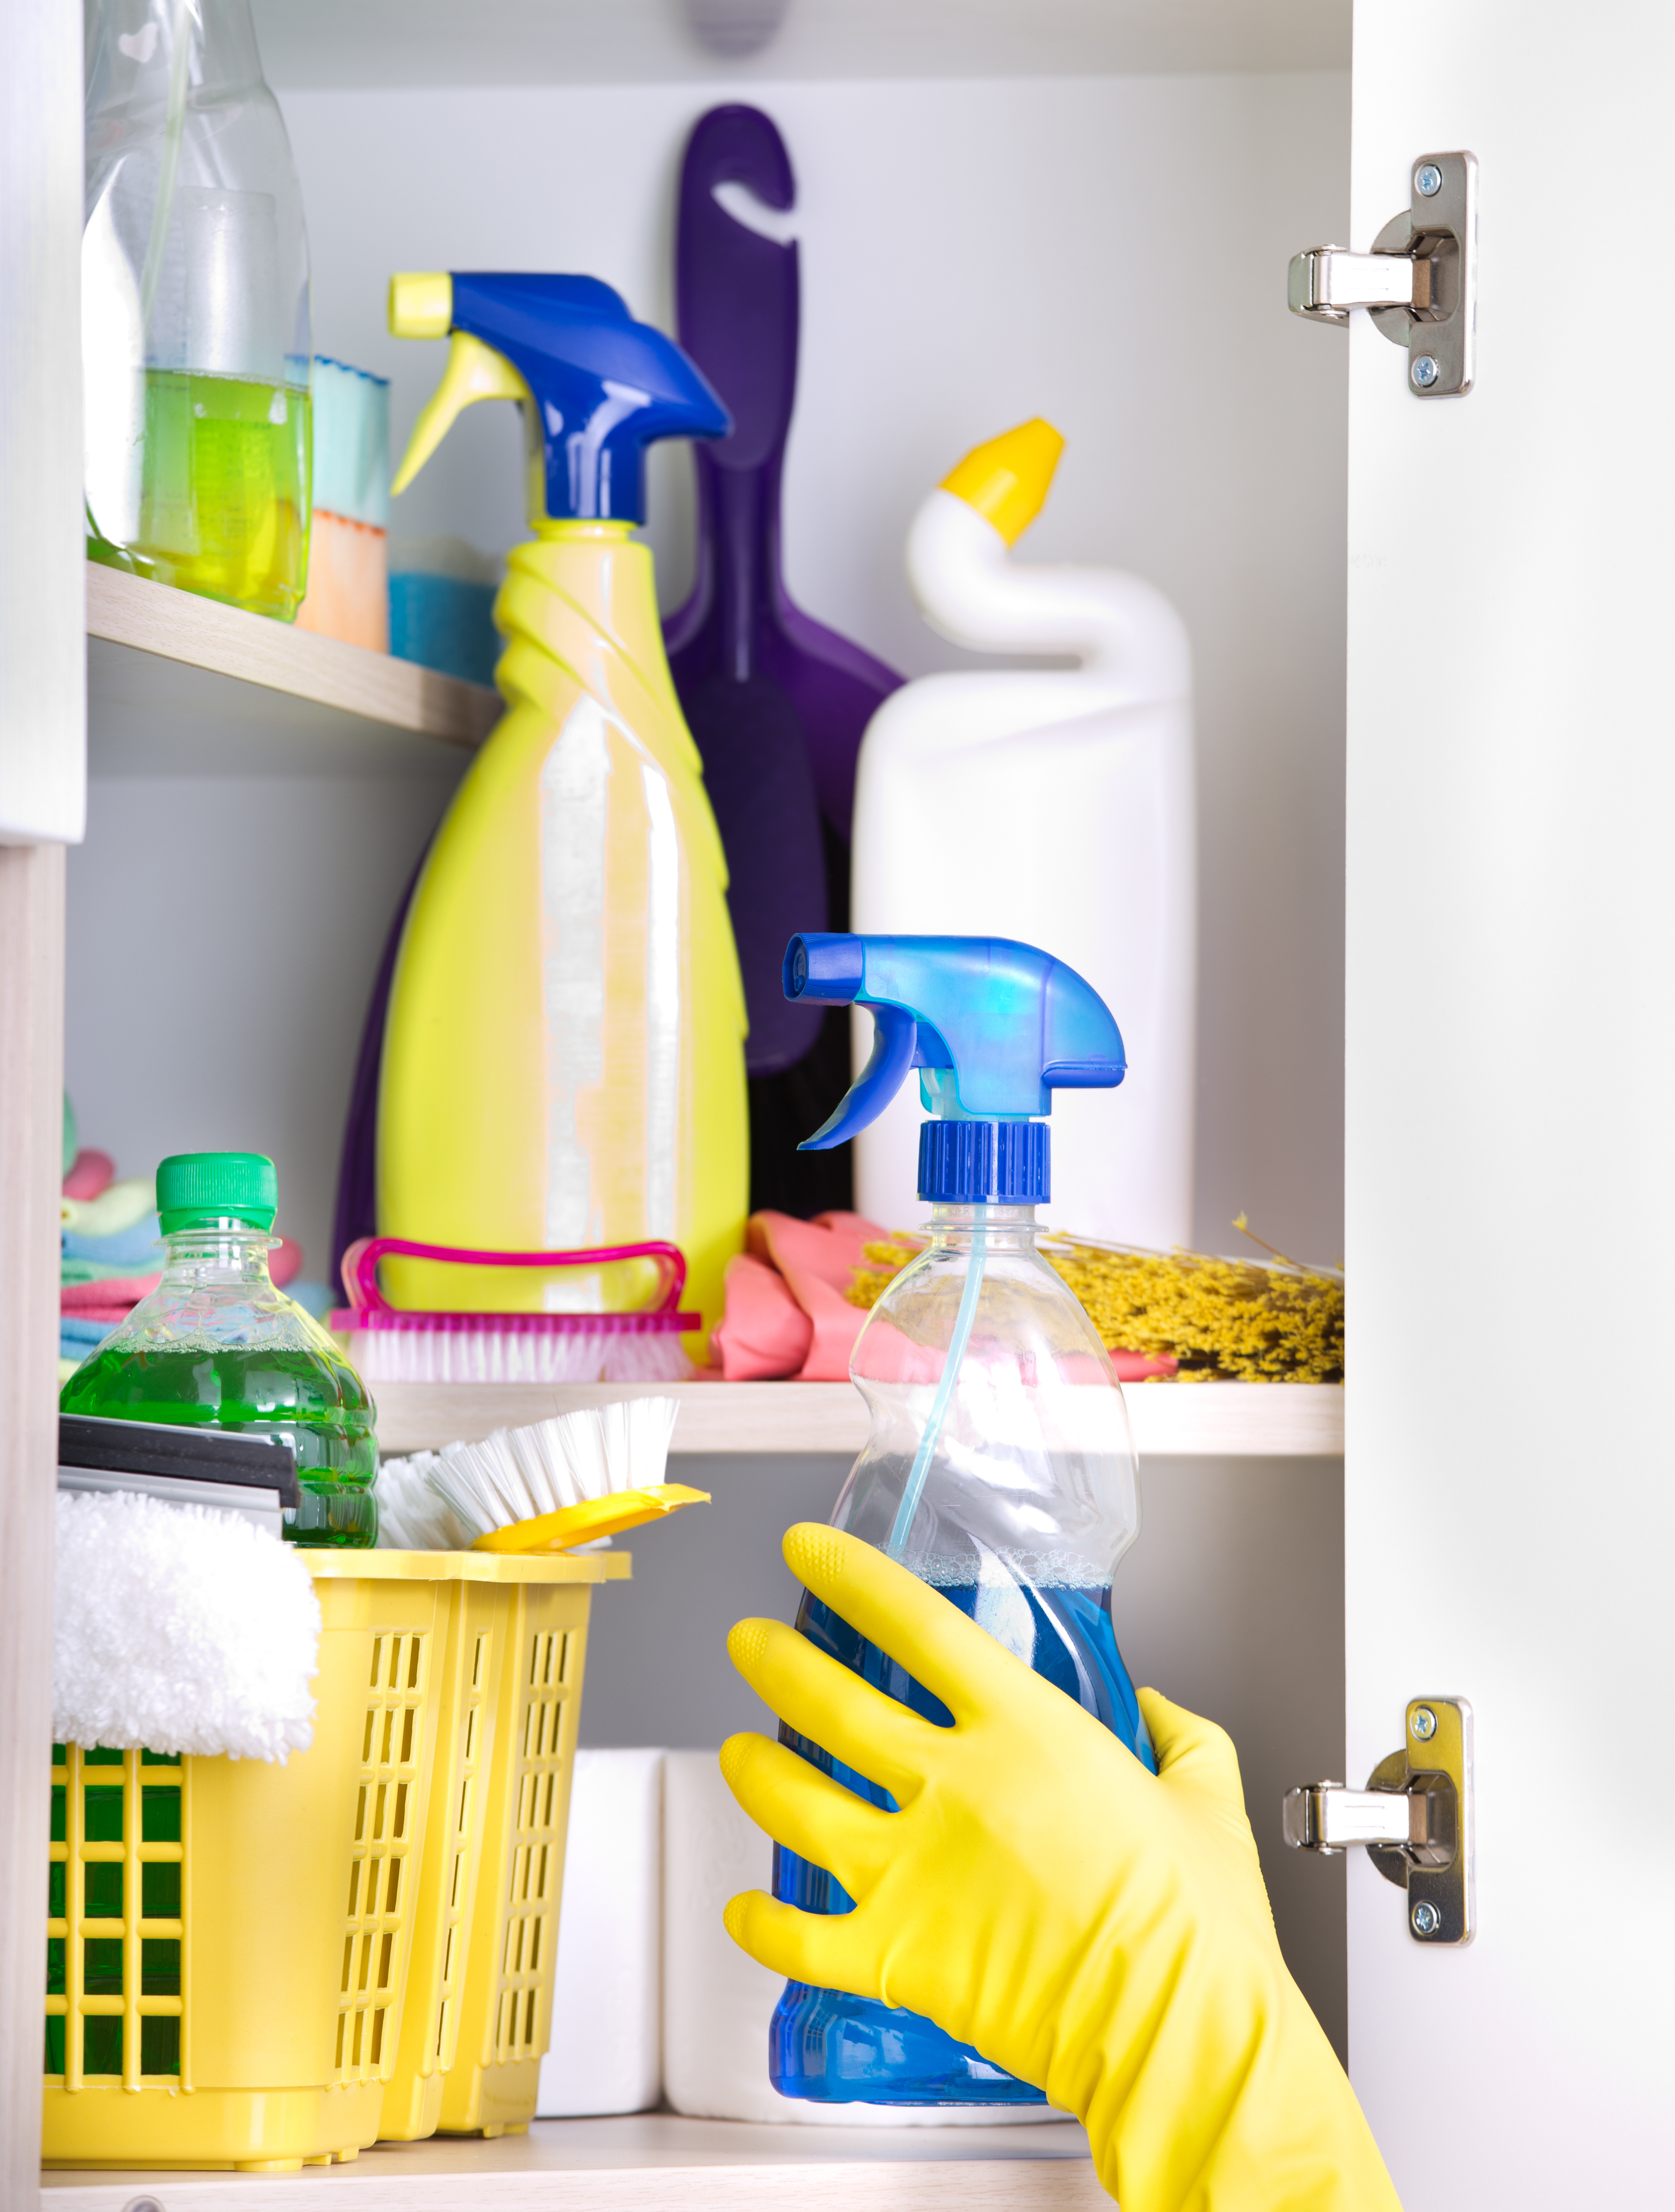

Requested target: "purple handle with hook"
[{"left": 664, "top": 104, "right": 902, "bottom": 1078}]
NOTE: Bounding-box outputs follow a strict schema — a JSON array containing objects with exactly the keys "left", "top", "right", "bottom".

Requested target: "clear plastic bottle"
[
  {"left": 769, "top": 934, "right": 1153, "bottom": 2103},
  {"left": 59, "top": 1152, "right": 377, "bottom": 1547},
  {"left": 83, "top": 0, "right": 313, "bottom": 619}
]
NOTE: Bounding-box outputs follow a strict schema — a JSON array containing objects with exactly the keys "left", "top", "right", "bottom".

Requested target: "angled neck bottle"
[{"left": 375, "top": 273, "right": 747, "bottom": 1353}]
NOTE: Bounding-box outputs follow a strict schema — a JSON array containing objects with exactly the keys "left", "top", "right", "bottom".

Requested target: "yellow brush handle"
[{"left": 471, "top": 1482, "right": 710, "bottom": 1555}]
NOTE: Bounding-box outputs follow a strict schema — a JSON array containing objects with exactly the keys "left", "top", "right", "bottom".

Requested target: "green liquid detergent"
[
  {"left": 60, "top": 1152, "right": 376, "bottom": 1547},
  {"left": 87, "top": 370, "right": 312, "bottom": 621}
]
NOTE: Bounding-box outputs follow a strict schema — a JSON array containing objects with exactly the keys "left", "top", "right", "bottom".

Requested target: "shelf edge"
[
  {"left": 86, "top": 561, "right": 499, "bottom": 748},
  {"left": 371, "top": 1381, "right": 1345, "bottom": 1460}
]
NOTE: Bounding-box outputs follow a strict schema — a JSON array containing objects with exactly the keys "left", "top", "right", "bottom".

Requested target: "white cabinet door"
[{"left": 1345, "top": 3, "right": 1675, "bottom": 2200}]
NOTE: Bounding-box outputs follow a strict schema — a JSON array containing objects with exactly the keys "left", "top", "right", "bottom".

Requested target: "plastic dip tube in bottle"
[{"left": 767, "top": 934, "right": 1155, "bottom": 2104}]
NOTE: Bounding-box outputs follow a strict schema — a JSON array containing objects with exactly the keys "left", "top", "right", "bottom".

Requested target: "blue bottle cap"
[{"left": 918, "top": 1119, "right": 1050, "bottom": 1204}]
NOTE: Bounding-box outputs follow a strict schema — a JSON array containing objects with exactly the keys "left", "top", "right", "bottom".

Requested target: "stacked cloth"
[
  {"left": 58, "top": 1147, "right": 305, "bottom": 1378},
  {"left": 60, "top": 1152, "right": 164, "bottom": 1373}
]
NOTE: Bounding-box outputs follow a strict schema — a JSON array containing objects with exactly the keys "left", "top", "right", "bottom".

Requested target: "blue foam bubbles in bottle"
[{"left": 768, "top": 935, "right": 1154, "bottom": 2105}]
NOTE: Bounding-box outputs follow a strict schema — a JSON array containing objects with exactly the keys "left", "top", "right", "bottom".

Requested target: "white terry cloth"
[{"left": 54, "top": 1490, "right": 321, "bottom": 1762}]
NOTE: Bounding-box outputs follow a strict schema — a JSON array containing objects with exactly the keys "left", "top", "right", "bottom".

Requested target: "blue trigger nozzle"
[
  {"left": 781, "top": 932, "right": 1125, "bottom": 1201},
  {"left": 447, "top": 273, "right": 730, "bottom": 525}
]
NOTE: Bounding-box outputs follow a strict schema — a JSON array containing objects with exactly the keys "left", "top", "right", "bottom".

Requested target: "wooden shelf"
[
  {"left": 42, "top": 2112, "right": 1101, "bottom": 2209},
  {"left": 87, "top": 562, "right": 498, "bottom": 774},
  {"left": 373, "top": 1379, "right": 1345, "bottom": 1459}
]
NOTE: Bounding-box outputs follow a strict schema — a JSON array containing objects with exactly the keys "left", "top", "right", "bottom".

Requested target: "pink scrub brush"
[{"left": 331, "top": 1237, "right": 701, "bottom": 1384}]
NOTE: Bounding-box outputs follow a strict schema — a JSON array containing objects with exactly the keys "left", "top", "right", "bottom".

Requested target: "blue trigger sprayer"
[{"left": 769, "top": 933, "right": 1158, "bottom": 2107}]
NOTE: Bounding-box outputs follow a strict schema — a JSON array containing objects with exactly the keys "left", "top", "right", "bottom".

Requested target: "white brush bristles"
[
  {"left": 348, "top": 1328, "right": 695, "bottom": 1386},
  {"left": 376, "top": 1396, "right": 681, "bottom": 1551}
]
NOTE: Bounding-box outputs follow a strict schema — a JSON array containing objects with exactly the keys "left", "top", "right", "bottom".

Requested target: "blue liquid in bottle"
[
  {"left": 771, "top": 1580, "right": 1154, "bottom": 2102},
  {"left": 764, "top": 927, "right": 1144, "bottom": 2103}
]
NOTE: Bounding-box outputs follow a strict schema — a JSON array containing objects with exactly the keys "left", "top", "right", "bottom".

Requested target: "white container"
[
  {"left": 536, "top": 1749, "right": 664, "bottom": 2118},
  {"left": 851, "top": 421, "right": 1195, "bottom": 1250}
]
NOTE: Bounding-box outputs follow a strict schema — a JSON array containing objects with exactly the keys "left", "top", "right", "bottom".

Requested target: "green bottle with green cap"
[{"left": 60, "top": 1152, "right": 378, "bottom": 1546}]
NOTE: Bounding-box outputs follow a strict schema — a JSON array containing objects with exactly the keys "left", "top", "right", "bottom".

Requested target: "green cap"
[{"left": 156, "top": 1152, "right": 278, "bottom": 1235}]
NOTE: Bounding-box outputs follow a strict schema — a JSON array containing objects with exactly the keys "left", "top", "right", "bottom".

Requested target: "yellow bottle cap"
[
  {"left": 940, "top": 418, "right": 1066, "bottom": 545},
  {"left": 389, "top": 272, "right": 454, "bottom": 340}
]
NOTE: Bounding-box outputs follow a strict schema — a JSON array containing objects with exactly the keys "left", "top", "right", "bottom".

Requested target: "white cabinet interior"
[
  {"left": 72, "top": 66, "right": 1350, "bottom": 1273},
  {"left": 51, "top": 8, "right": 1354, "bottom": 2183}
]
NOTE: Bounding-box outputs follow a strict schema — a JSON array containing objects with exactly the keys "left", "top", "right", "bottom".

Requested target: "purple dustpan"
[{"left": 665, "top": 104, "right": 902, "bottom": 1103}]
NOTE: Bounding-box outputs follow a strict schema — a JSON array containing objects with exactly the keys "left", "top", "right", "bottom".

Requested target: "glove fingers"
[
  {"left": 719, "top": 1732, "right": 896, "bottom": 1895},
  {"left": 723, "top": 1886, "right": 881, "bottom": 2001},
  {"left": 1138, "top": 1686, "right": 1247, "bottom": 1804},
  {"left": 780, "top": 1523, "right": 1033, "bottom": 1722},
  {"left": 727, "top": 1615, "right": 935, "bottom": 1799}
]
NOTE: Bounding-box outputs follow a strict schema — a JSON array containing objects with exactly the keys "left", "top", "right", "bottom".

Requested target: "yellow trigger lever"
[{"left": 389, "top": 270, "right": 534, "bottom": 497}]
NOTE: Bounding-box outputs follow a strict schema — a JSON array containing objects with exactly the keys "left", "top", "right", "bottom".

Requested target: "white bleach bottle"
[{"left": 851, "top": 420, "right": 1195, "bottom": 1248}]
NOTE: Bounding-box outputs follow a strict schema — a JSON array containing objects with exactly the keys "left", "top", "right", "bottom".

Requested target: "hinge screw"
[
  {"left": 1411, "top": 1899, "right": 1442, "bottom": 1936},
  {"left": 1411, "top": 355, "right": 1441, "bottom": 390},
  {"left": 1411, "top": 1705, "right": 1438, "bottom": 1740},
  {"left": 1415, "top": 163, "right": 1444, "bottom": 198}
]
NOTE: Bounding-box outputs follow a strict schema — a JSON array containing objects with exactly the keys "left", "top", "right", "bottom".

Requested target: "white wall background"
[
  {"left": 63, "top": 57, "right": 1354, "bottom": 2074},
  {"left": 65, "top": 768, "right": 459, "bottom": 1271},
  {"left": 68, "top": 68, "right": 1348, "bottom": 1275}
]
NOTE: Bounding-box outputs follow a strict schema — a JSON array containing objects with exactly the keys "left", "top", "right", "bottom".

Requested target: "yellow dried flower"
[
  {"left": 1042, "top": 1236, "right": 1343, "bottom": 1383},
  {"left": 843, "top": 1223, "right": 1343, "bottom": 1384},
  {"left": 846, "top": 1238, "right": 928, "bottom": 1312}
]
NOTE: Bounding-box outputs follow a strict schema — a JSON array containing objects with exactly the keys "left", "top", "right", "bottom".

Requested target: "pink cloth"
[
  {"left": 733, "top": 1210, "right": 896, "bottom": 1380},
  {"left": 63, "top": 1150, "right": 115, "bottom": 1201},
  {"left": 710, "top": 1253, "right": 813, "bottom": 1380},
  {"left": 713, "top": 1208, "right": 1177, "bottom": 1384},
  {"left": 61, "top": 1274, "right": 159, "bottom": 1310},
  {"left": 746, "top": 1209, "right": 892, "bottom": 1292},
  {"left": 781, "top": 1268, "right": 871, "bottom": 1382},
  {"left": 59, "top": 1240, "right": 300, "bottom": 1314},
  {"left": 1110, "top": 1348, "right": 1179, "bottom": 1382}
]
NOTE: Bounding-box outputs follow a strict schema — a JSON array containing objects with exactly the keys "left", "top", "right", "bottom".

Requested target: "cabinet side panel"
[
  {"left": 0, "top": 0, "right": 84, "bottom": 842},
  {"left": 0, "top": 843, "right": 68, "bottom": 2187}
]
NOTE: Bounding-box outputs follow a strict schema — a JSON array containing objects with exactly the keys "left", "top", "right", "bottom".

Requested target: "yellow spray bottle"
[{"left": 378, "top": 272, "right": 746, "bottom": 1350}]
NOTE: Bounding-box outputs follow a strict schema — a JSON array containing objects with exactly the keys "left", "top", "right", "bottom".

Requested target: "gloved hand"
[{"left": 721, "top": 1525, "right": 1400, "bottom": 2212}]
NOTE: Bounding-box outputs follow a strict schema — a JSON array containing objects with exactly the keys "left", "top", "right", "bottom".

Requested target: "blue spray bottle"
[{"left": 769, "top": 933, "right": 1157, "bottom": 2105}]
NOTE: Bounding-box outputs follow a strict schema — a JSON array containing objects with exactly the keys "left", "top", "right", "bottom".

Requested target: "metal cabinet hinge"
[
  {"left": 1288, "top": 152, "right": 1478, "bottom": 395},
  {"left": 1283, "top": 1696, "right": 1475, "bottom": 1944}
]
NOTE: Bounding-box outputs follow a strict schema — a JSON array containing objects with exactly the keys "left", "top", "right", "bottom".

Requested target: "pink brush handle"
[{"left": 341, "top": 1236, "right": 688, "bottom": 1318}]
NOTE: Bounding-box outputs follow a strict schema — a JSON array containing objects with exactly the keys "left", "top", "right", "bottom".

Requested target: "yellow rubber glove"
[{"left": 721, "top": 1525, "right": 1401, "bottom": 2212}]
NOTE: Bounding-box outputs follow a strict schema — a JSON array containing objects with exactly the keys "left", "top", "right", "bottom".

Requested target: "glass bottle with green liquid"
[
  {"left": 61, "top": 1153, "right": 378, "bottom": 1546},
  {"left": 83, "top": 0, "right": 313, "bottom": 620}
]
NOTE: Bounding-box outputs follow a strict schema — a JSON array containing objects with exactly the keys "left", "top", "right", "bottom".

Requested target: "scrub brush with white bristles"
[
  {"left": 331, "top": 1237, "right": 702, "bottom": 1385},
  {"left": 376, "top": 1396, "right": 708, "bottom": 1554}
]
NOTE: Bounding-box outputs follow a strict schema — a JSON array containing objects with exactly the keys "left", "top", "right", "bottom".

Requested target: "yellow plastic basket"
[
  {"left": 43, "top": 1548, "right": 621, "bottom": 2173},
  {"left": 378, "top": 1553, "right": 627, "bottom": 2141}
]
